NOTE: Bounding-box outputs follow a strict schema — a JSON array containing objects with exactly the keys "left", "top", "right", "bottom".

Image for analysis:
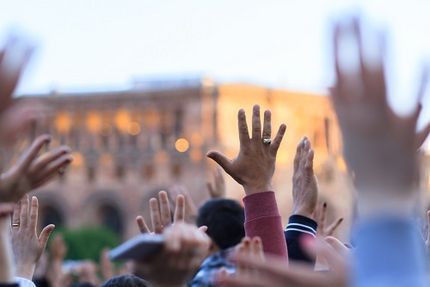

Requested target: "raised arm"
[
  {"left": 207, "top": 105, "right": 288, "bottom": 259},
  {"left": 331, "top": 17, "right": 429, "bottom": 287}
]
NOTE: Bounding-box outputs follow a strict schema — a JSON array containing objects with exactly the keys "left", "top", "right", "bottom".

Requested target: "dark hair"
[
  {"left": 196, "top": 198, "right": 245, "bottom": 249},
  {"left": 100, "top": 275, "right": 150, "bottom": 287}
]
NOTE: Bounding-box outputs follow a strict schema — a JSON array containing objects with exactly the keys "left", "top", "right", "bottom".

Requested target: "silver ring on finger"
[{"left": 262, "top": 138, "right": 272, "bottom": 145}]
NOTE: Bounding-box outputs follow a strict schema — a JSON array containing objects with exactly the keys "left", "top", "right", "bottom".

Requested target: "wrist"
[
  {"left": 292, "top": 208, "right": 313, "bottom": 219},
  {"left": 356, "top": 190, "right": 417, "bottom": 218},
  {"left": 243, "top": 182, "right": 272, "bottom": 195},
  {"left": 15, "top": 263, "right": 35, "bottom": 280}
]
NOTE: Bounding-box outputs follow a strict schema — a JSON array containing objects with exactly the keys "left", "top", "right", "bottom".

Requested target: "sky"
[{"left": 0, "top": 0, "right": 430, "bottom": 121}]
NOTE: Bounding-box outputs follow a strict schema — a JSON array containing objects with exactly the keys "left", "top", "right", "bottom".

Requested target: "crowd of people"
[{"left": 1, "top": 15, "right": 430, "bottom": 287}]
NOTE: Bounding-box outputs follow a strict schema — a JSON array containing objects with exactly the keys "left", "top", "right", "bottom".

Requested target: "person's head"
[
  {"left": 100, "top": 275, "right": 149, "bottom": 287},
  {"left": 196, "top": 198, "right": 245, "bottom": 251}
]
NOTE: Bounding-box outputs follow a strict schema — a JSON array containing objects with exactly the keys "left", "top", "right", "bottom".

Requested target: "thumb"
[
  {"left": 325, "top": 236, "right": 349, "bottom": 256},
  {"left": 39, "top": 224, "right": 55, "bottom": 253},
  {"left": 207, "top": 151, "right": 232, "bottom": 175},
  {"left": 416, "top": 122, "right": 430, "bottom": 149}
]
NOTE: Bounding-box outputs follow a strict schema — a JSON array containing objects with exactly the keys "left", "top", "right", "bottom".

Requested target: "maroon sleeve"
[{"left": 243, "top": 191, "right": 288, "bottom": 261}]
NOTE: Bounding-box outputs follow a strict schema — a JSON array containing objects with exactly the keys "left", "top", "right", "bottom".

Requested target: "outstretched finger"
[
  {"left": 262, "top": 110, "right": 272, "bottom": 141},
  {"left": 32, "top": 155, "right": 73, "bottom": 188},
  {"left": 238, "top": 109, "right": 250, "bottom": 148},
  {"left": 11, "top": 201, "right": 21, "bottom": 226},
  {"left": 149, "top": 198, "right": 163, "bottom": 234},
  {"left": 136, "top": 215, "right": 151, "bottom": 234},
  {"left": 326, "top": 217, "right": 344, "bottom": 236},
  {"left": 29, "top": 146, "right": 71, "bottom": 175},
  {"left": 305, "top": 149, "right": 314, "bottom": 172},
  {"left": 19, "top": 195, "right": 30, "bottom": 228},
  {"left": 270, "top": 124, "right": 287, "bottom": 156},
  {"left": 251, "top": 105, "right": 262, "bottom": 141},
  {"left": 29, "top": 196, "right": 39, "bottom": 233},
  {"left": 293, "top": 138, "right": 304, "bottom": 172},
  {"left": 158, "top": 191, "right": 172, "bottom": 227},
  {"left": 16, "top": 135, "right": 51, "bottom": 175},
  {"left": 174, "top": 194, "right": 185, "bottom": 223}
]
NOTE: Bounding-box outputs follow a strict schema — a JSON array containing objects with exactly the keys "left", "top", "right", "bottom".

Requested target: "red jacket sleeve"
[{"left": 243, "top": 191, "right": 288, "bottom": 261}]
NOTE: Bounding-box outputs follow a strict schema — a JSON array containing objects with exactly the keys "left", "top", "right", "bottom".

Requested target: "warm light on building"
[
  {"left": 55, "top": 112, "right": 72, "bottom": 134},
  {"left": 115, "top": 109, "right": 131, "bottom": 133},
  {"left": 128, "top": 122, "right": 141, "bottom": 136},
  {"left": 86, "top": 112, "right": 102, "bottom": 134},
  {"left": 175, "top": 138, "right": 190, "bottom": 153},
  {"left": 71, "top": 152, "right": 83, "bottom": 168}
]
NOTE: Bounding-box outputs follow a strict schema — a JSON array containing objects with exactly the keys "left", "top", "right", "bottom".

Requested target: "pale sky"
[{"left": 1, "top": 0, "right": 430, "bottom": 122}]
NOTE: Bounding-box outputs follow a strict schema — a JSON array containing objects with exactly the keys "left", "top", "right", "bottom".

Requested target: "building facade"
[{"left": 23, "top": 78, "right": 353, "bottom": 239}]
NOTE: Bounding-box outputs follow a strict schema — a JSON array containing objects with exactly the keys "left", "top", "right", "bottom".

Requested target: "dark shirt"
[{"left": 285, "top": 214, "right": 318, "bottom": 264}]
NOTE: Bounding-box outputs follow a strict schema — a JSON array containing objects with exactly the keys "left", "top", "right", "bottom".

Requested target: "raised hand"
[
  {"left": 234, "top": 236, "right": 265, "bottom": 275},
  {"left": 0, "top": 37, "right": 43, "bottom": 146},
  {"left": 0, "top": 135, "right": 73, "bottom": 203},
  {"left": 11, "top": 195, "right": 55, "bottom": 280},
  {"left": 331, "top": 18, "right": 428, "bottom": 195},
  {"left": 314, "top": 202, "right": 343, "bottom": 237},
  {"left": 136, "top": 190, "right": 185, "bottom": 234},
  {"left": 216, "top": 237, "right": 348, "bottom": 287},
  {"left": 134, "top": 223, "right": 210, "bottom": 287},
  {"left": 100, "top": 248, "right": 115, "bottom": 281},
  {"left": 207, "top": 167, "right": 226, "bottom": 198},
  {"left": 168, "top": 185, "right": 198, "bottom": 223},
  {"left": 207, "top": 105, "right": 286, "bottom": 195},
  {"left": 46, "top": 234, "right": 68, "bottom": 287},
  {"left": 292, "top": 137, "right": 318, "bottom": 218}
]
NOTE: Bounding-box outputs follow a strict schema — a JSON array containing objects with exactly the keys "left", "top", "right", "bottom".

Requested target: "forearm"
[
  {"left": 243, "top": 191, "right": 288, "bottom": 260},
  {"left": 0, "top": 217, "right": 15, "bottom": 283}
]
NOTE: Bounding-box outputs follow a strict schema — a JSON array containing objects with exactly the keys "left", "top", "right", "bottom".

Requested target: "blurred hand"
[
  {"left": 49, "top": 233, "right": 67, "bottom": 261},
  {"left": 169, "top": 185, "right": 198, "bottom": 223},
  {"left": 216, "top": 237, "right": 348, "bottom": 287},
  {"left": 101, "top": 248, "right": 115, "bottom": 281},
  {"left": 76, "top": 261, "right": 100, "bottom": 286},
  {"left": 46, "top": 234, "right": 68, "bottom": 287},
  {"left": 0, "top": 134, "right": 72, "bottom": 203},
  {"left": 11, "top": 195, "right": 55, "bottom": 280},
  {"left": 331, "top": 18, "right": 428, "bottom": 196},
  {"left": 136, "top": 190, "right": 185, "bottom": 234},
  {"left": 134, "top": 223, "right": 211, "bottom": 287},
  {"left": 234, "top": 236, "right": 265, "bottom": 276},
  {"left": 0, "top": 37, "right": 45, "bottom": 146},
  {"left": 207, "top": 167, "right": 226, "bottom": 198},
  {"left": 292, "top": 137, "right": 318, "bottom": 218},
  {"left": 314, "top": 202, "right": 343, "bottom": 237},
  {"left": 207, "top": 105, "right": 286, "bottom": 195}
]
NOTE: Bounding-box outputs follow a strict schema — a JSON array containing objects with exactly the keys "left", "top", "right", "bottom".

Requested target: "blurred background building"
[{"left": 20, "top": 77, "right": 354, "bottom": 240}]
